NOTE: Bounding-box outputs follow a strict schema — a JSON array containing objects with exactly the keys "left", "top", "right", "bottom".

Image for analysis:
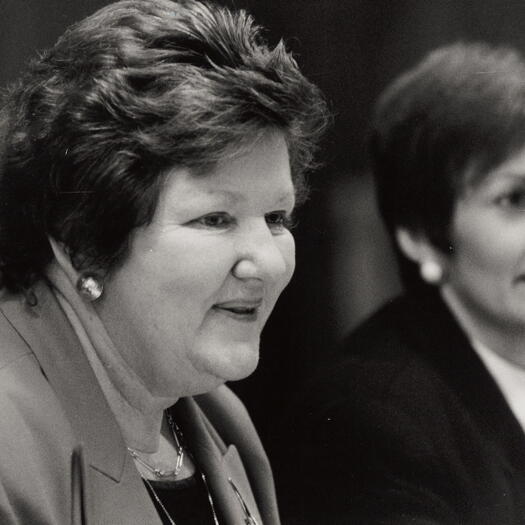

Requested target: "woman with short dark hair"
[
  {"left": 372, "top": 42, "right": 525, "bottom": 290},
  {"left": 278, "top": 42, "right": 525, "bottom": 525},
  {"left": 0, "top": 1, "right": 327, "bottom": 523}
]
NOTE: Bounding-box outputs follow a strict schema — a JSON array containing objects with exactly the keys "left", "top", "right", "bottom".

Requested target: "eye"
[
  {"left": 495, "top": 188, "right": 525, "bottom": 211},
  {"left": 190, "top": 212, "right": 235, "bottom": 228},
  {"left": 265, "top": 211, "right": 295, "bottom": 232}
]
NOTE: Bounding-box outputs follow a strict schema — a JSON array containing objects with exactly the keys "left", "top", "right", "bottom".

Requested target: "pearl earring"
[
  {"left": 76, "top": 274, "right": 104, "bottom": 301},
  {"left": 420, "top": 260, "right": 443, "bottom": 284}
]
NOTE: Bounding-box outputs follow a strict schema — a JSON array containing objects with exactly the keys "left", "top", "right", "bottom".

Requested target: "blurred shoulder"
[
  {"left": 341, "top": 293, "right": 416, "bottom": 360},
  {"left": 305, "top": 291, "right": 460, "bottom": 416},
  {"left": 327, "top": 294, "right": 423, "bottom": 396}
]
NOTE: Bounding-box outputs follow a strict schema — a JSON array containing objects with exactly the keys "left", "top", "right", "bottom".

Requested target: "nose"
[{"left": 232, "top": 220, "right": 292, "bottom": 283}]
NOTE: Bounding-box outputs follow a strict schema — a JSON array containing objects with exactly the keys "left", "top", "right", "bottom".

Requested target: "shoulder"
[
  {"left": 0, "top": 297, "right": 34, "bottom": 371},
  {"left": 331, "top": 291, "right": 462, "bottom": 400},
  {"left": 0, "top": 321, "right": 74, "bottom": 524},
  {"left": 278, "top": 292, "right": 512, "bottom": 524},
  {"left": 0, "top": 294, "right": 74, "bottom": 452},
  {"left": 0, "top": 290, "right": 67, "bottom": 423},
  {"left": 296, "top": 290, "right": 477, "bottom": 441},
  {"left": 0, "top": 286, "right": 76, "bottom": 437},
  {"left": 0, "top": 293, "right": 52, "bottom": 413},
  {"left": 0, "top": 346, "right": 70, "bottom": 433},
  {"left": 341, "top": 292, "right": 427, "bottom": 364},
  {"left": 0, "top": 285, "right": 68, "bottom": 370}
]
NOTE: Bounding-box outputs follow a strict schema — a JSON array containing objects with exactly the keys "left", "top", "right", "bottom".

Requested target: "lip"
[{"left": 212, "top": 299, "right": 263, "bottom": 321}]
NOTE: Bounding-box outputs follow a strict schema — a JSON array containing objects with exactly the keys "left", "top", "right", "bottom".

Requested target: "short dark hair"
[
  {"left": 369, "top": 42, "right": 525, "bottom": 288},
  {"left": 0, "top": 0, "right": 327, "bottom": 294}
]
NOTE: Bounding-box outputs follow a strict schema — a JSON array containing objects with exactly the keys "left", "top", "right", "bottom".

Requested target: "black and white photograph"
[{"left": 2, "top": 1, "right": 525, "bottom": 524}]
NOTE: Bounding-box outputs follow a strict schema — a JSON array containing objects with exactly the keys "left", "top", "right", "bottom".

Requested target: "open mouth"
[
  {"left": 213, "top": 300, "right": 262, "bottom": 320},
  {"left": 220, "top": 306, "right": 257, "bottom": 315}
]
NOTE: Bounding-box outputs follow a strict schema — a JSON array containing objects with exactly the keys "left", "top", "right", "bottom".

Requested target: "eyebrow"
[
  {"left": 472, "top": 171, "right": 525, "bottom": 197},
  {"left": 201, "top": 188, "right": 296, "bottom": 205},
  {"left": 487, "top": 171, "right": 525, "bottom": 185},
  {"left": 502, "top": 171, "right": 525, "bottom": 179}
]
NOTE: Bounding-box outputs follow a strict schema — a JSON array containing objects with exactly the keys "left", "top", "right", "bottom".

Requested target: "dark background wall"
[{"left": 3, "top": 0, "right": 525, "bottom": 449}]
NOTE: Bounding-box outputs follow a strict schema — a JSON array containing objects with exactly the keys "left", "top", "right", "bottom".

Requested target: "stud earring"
[
  {"left": 76, "top": 274, "right": 104, "bottom": 301},
  {"left": 420, "top": 260, "right": 443, "bottom": 284}
]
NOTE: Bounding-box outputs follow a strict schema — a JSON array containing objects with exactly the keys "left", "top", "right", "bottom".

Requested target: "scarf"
[{"left": 45, "top": 260, "right": 174, "bottom": 451}]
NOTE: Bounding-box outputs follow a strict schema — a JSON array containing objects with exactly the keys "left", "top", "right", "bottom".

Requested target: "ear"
[
  {"left": 395, "top": 227, "right": 446, "bottom": 285},
  {"left": 48, "top": 237, "right": 80, "bottom": 285},
  {"left": 395, "top": 227, "right": 429, "bottom": 264}
]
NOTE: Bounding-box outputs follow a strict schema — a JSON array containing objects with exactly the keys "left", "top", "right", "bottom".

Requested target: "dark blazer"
[
  {"left": 0, "top": 280, "right": 280, "bottom": 525},
  {"left": 276, "top": 287, "right": 525, "bottom": 525}
]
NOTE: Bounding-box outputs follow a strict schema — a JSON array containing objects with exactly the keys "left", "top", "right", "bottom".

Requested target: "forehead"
[
  {"left": 158, "top": 131, "right": 294, "bottom": 206},
  {"left": 461, "top": 143, "right": 525, "bottom": 194}
]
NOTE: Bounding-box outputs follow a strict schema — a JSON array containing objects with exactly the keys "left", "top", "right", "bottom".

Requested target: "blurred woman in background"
[
  {"left": 0, "top": 1, "right": 327, "bottom": 523},
  {"left": 277, "top": 42, "right": 525, "bottom": 525}
]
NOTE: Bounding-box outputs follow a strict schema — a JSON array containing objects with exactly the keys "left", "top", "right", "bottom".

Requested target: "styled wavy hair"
[
  {"left": 369, "top": 42, "right": 525, "bottom": 289},
  {"left": 0, "top": 0, "right": 328, "bottom": 295}
]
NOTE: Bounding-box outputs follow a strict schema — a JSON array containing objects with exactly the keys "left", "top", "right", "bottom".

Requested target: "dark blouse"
[{"left": 144, "top": 473, "right": 218, "bottom": 525}]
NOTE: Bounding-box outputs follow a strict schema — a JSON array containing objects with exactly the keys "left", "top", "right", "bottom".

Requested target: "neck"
[
  {"left": 47, "top": 262, "right": 177, "bottom": 452},
  {"left": 441, "top": 286, "right": 525, "bottom": 369}
]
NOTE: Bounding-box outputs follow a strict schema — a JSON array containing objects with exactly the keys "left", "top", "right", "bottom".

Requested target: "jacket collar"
[
  {"left": 0, "top": 280, "right": 127, "bottom": 482},
  {"left": 174, "top": 397, "right": 264, "bottom": 525}
]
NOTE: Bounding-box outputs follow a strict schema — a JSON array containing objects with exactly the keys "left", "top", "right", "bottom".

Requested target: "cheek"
[
  {"left": 451, "top": 220, "right": 518, "bottom": 283},
  {"left": 279, "top": 233, "right": 296, "bottom": 286},
  {"left": 142, "top": 235, "right": 234, "bottom": 287}
]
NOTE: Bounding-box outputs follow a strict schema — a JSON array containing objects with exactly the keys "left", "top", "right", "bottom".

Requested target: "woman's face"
[
  {"left": 95, "top": 131, "right": 295, "bottom": 397},
  {"left": 442, "top": 145, "right": 525, "bottom": 345}
]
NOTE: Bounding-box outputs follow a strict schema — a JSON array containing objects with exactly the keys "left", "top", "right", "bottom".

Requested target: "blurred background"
[{"left": 3, "top": 0, "right": 525, "bottom": 453}]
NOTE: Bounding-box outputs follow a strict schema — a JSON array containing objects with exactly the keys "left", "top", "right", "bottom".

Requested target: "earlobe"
[
  {"left": 395, "top": 228, "right": 422, "bottom": 263},
  {"left": 48, "top": 237, "right": 104, "bottom": 301},
  {"left": 420, "top": 260, "right": 444, "bottom": 284},
  {"left": 395, "top": 227, "right": 445, "bottom": 285}
]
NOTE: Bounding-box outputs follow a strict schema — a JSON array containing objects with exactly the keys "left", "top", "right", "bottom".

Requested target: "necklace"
[
  {"left": 143, "top": 477, "right": 176, "bottom": 525},
  {"left": 128, "top": 412, "right": 184, "bottom": 479},
  {"left": 130, "top": 412, "right": 220, "bottom": 524},
  {"left": 201, "top": 472, "right": 220, "bottom": 525}
]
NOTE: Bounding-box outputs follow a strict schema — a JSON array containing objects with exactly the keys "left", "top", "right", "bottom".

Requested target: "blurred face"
[
  {"left": 441, "top": 145, "right": 525, "bottom": 348},
  {"left": 95, "top": 132, "right": 295, "bottom": 397}
]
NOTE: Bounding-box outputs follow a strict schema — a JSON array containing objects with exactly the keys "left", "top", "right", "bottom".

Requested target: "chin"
[
  {"left": 201, "top": 342, "right": 260, "bottom": 383},
  {"left": 226, "top": 354, "right": 260, "bottom": 382}
]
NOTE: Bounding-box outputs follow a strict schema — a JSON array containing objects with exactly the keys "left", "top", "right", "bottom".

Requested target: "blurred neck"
[{"left": 441, "top": 285, "right": 525, "bottom": 369}]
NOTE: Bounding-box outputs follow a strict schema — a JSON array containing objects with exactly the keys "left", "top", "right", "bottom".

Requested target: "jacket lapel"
[
  {"left": 0, "top": 282, "right": 125, "bottom": 480},
  {"left": 0, "top": 282, "right": 161, "bottom": 524},
  {"left": 195, "top": 387, "right": 280, "bottom": 525},
  {"left": 175, "top": 397, "right": 263, "bottom": 525}
]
